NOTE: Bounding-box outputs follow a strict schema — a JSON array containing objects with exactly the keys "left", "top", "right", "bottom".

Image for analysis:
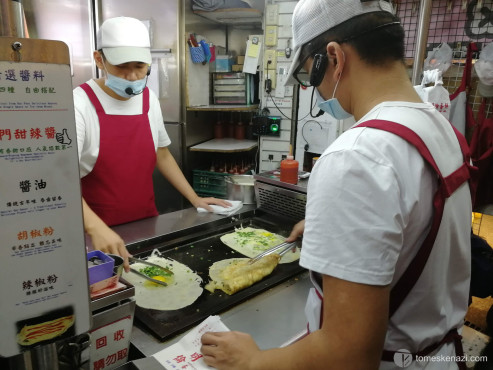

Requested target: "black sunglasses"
[{"left": 292, "top": 21, "right": 401, "bottom": 87}]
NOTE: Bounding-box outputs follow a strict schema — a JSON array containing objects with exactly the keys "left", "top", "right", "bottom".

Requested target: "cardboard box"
[
  {"left": 237, "top": 55, "right": 245, "bottom": 65},
  {"left": 232, "top": 64, "right": 243, "bottom": 72}
]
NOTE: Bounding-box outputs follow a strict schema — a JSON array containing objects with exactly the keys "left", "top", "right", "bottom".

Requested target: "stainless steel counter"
[
  {"left": 85, "top": 205, "right": 311, "bottom": 363},
  {"left": 254, "top": 170, "right": 309, "bottom": 194},
  {"left": 131, "top": 271, "right": 311, "bottom": 358},
  {"left": 85, "top": 205, "right": 257, "bottom": 251}
]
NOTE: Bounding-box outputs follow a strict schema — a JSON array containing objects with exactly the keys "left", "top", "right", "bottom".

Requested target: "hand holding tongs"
[
  {"left": 129, "top": 256, "right": 173, "bottom": 287},
  {"left": 248, "top": 241, "right": 298, "bottom": 265}
]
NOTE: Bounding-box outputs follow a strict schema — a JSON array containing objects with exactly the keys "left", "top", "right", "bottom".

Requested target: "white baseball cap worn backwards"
[
  {"left": 285, "top": 0, "right": 395, "bottom": 85},
  {"left": 97, "top": 16, "right": 152, "bottom": 65}
]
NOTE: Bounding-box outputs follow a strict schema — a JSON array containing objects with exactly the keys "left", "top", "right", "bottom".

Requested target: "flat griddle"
[{"left": 131, "top": 216, "right": 305, "bottom": 341}]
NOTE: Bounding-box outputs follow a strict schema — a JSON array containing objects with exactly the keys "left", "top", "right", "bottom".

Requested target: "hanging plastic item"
[
  {"left": 414, "top": 69, "right": 451, "bottom": 120},
  {"left": 449, "top": 42, "right": 478, "bottom": 136},
  {"left": 474, "top": 42, "right": 493, "bottom": 97},
  {"left": 423, "top": 43, "right": 453, "bottom": 74}
]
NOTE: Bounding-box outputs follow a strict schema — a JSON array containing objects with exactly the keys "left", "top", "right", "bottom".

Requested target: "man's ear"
[
  {"left": 327, "top": 42, "right": 345, "bottom": 80},
  {"left": 93, "top": 50, "right": 104, "bottom": 69}
]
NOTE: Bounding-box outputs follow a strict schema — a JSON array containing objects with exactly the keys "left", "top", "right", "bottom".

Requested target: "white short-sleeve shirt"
[
  {"left": 300, "top": 101, "right": 471, "bottom": 369},
  {"left": 73, "top": 79, "right": 171, "bottom": 177}
]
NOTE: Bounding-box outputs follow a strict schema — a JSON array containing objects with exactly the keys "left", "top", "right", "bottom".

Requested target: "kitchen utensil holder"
[{"left": 189, "top": 45, "right": 205, "bottom": 64}]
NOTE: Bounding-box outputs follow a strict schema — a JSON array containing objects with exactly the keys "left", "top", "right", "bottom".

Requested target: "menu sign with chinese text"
[{"left": 0, "top": 38, "right": 91, "bottom": 357}]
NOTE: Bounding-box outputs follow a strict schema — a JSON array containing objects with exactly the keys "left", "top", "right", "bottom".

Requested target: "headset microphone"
[{"left": 125, "top": 87, "right": 135, "bottom": 95}]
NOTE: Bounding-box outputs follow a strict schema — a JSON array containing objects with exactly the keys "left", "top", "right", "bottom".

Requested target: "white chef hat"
[{"left": 97, "top": 17, "right": 152, "bottom": 65}]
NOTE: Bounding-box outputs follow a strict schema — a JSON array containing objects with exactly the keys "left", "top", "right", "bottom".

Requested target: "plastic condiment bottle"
[{"left": 280, "top": 155, "right": 299, "bottom": 184}]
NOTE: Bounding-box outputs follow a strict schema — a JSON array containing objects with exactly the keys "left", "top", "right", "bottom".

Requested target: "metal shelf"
[
  {"left": 189, "top": 138, "right": 257, "bottom": 152},
  {"left": 192, "top": 8, "right": 262, "bottom": 26},
  {"left": 186, "top": 104, "right": 258, "bottom": 112}
]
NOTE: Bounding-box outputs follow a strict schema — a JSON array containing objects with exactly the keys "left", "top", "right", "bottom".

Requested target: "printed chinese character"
[
  {"left": 93, "top": 359, "right": 105, "bottom": 370},
  {"left": 190, "top": 352, "right": 203, "bottom": 362},
  {"left": 30, "top": 128, "right": 42, "bottom": 139},
  {"left": 33, "top": 71, "right": 45, "bottom": 81},
  {"left": 35, "top": 179, "right": 47, "bottom": 190},
  {"left": 19, "top": 70, "right": 30, "bottom": 81},
  {"left": 114, "top": 329, "right": 125, "bottom": 341},
  {"left": 47, "top": 274, "right": 58, "bottom": 284},
  {"left": 105, "top": 353, "right": 117, "bottom": 366},
  {"left": 95, "top": 336, "right": 107, "bottom": 349},
  {"left": 35, "top": 278, "right": 46, "bottom": 287},
  {"left": 22, "top": 280, "right": 33, "bottom": 290},
  {"left": 17, "top": 231, "right": 28, "bottom": 240},
  {"left": 30, "top": 229, "right": 42, "bottom": 238},
  {"left": 43, "top": 226, "right": 54, "bottom": 236},
  {"left": 0, "top": 129, "right": 12, "bottom": 140},
  {"left": 5, "top": 69, "right": 17, "bottom": 81},
  {"left": 20, "top": 180, "right": 31, "bottom": 193},
  {"left": 117, "top": 348, "right": 128, "bottom": 361},
  {"left": 14, "top": 129, "right": 27, "bottom": 139},
  {"left": 174, "top": 355, "right": 186, "bottom": 363},
  {"left": 45, "top": 127, "right": 55, "bottom": 139}
]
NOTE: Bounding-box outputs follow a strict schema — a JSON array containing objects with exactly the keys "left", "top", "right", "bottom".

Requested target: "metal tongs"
[
  {"left": 129, "top": 256, "right": 173, "bottom": 287},
  {"left": 248, "top": 241, "right": 298, "bottom": 265}
]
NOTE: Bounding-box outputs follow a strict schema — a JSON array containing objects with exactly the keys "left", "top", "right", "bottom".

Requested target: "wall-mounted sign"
[{"left": 0, "top": 37, "right": 91, "bottom": 358}]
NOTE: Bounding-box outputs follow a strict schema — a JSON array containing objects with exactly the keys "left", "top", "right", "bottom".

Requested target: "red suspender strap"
[
  {"left": 142, "top": 87, "right": 150, "bottom": 113},
  {"left": 354, "top": 119, "right": 472, "bottom": 316},
  {"left": 80, "top": 83, "right": 105, "bottom": 112},
  {"left": 356, "top": 120, "right": 470, "bottom": 369}
]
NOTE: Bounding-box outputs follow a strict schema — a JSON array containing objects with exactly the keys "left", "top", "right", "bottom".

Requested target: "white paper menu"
[{"left": 0, "top": 49, "right": 91, "bottom": 357}]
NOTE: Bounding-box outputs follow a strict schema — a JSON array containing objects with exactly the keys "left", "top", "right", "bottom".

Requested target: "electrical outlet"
[{"left": 264, "top": 49, "right": 277, "bottom": 70}]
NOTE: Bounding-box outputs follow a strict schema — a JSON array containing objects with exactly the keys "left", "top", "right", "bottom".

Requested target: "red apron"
[
  {"left": 80, "top": 83, "right": 158, "bottom": 226},
  {"left": 449, "top": 42, "right": 478, "bottom": 137},
  {"left": 469, "top": 98, "right": 493, "bottom": 208},
  {"left": 305, "top": 119, "right": 476, "bottom": 369}
]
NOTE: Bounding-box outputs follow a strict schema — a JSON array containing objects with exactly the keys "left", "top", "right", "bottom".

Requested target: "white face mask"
[{"left": 101, "top": 60, "right": 147, "bottom": 98}]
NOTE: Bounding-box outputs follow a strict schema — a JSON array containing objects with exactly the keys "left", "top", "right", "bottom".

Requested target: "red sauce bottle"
[{"left": 280, "top": 155, "right": 299, "bottom": 184}]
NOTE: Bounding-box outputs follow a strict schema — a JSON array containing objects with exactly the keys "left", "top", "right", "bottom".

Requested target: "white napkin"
[
  {"left": 196, "top": 200, "right": 243, "bottom": 216},
  {"left": 153, "top": 315, "right": 230, "bottom": 369}
]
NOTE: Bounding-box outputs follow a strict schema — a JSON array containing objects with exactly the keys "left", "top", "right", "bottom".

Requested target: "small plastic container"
[
  {"left": 87, "top": 251, "right": 115, "bottom": 285},
  {"left": 280, "top": 155, "right": 299, "bottom": 185}
]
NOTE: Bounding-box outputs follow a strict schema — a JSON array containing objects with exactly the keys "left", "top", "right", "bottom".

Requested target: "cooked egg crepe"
[
  {"left": 220, "top": 227, "right": 300, "bottom": 264},
  {"left": 205, "top": 254, "right": 280, "bottom": 295},
  {"left": 122, "top": 255, "right": 202, "bottom": 310}
]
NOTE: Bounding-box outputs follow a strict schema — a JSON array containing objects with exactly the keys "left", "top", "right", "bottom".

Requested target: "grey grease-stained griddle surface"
[{"left": 132, "top": 217, "right": 305, "bottom": 341}]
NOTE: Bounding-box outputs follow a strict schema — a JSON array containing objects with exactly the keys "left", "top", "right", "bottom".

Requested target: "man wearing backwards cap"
[
  {"left": 73, "top": 17, "right": 229, "bottom": 272},
  {"left": 201, "top": 1, "right": 473, "bottom": 369}
]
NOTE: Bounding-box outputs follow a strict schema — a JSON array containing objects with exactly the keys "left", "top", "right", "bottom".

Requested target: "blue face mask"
[
  {"left": 316, "top": 67, "right": 352, "bottom": 120},
  {"left": 103, "top": 63, "right": 147, "bottom": 99}
]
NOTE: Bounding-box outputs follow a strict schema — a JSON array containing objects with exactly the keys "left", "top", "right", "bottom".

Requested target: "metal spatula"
[{"left": 248, "top": 241, "right": 298, "bottom": 265}]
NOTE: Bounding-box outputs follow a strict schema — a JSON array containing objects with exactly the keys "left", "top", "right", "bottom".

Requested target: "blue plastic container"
[{"left": 87, "top": 251, "right": 115, "bottom": 285}]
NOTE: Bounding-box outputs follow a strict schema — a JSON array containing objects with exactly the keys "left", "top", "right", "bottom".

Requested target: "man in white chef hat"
[
  {"left": 74, "top": 17, "right": 229, "bottom": 271},
  {"left": 201, "top": 1, "right": 474, "bottom": 369}
]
